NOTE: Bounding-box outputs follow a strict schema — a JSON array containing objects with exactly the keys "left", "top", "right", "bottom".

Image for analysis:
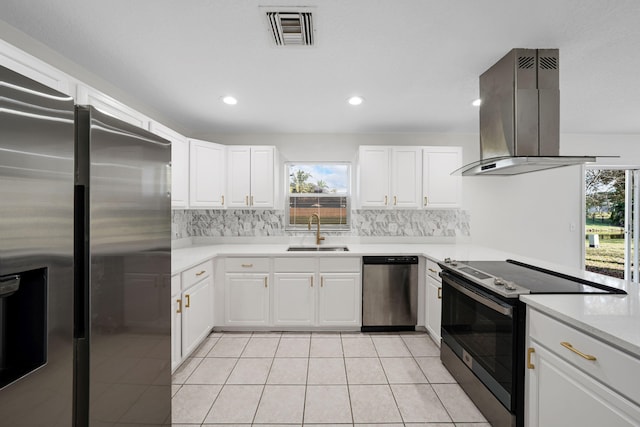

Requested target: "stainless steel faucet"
[{"left": 308, "top": 213, "right": 325, "bottom": 245}]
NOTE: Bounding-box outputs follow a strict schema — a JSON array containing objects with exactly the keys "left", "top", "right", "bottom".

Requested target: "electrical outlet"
[{"left": 569, "top": 223, "right": 577, "bottom": 232}]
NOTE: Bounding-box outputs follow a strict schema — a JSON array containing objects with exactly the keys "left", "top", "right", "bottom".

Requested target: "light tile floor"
[{"left": 172, "top": 331, "right": 490, "bottom": 427}]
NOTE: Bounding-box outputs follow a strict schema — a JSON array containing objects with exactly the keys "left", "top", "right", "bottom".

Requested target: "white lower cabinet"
[
  {"left": 318, "top": 273, "right": 360, "bottom": 326},
  {"left": 222, "top": 256, "right": 361, "bottom": 329},
  {"left": 224, "top": 273, "right": 270, "bottom": 326},
  {"left": 425, "top": 259, "right": 442, "bottom": 345},
  {"left": 273, "top": 273, "right": 315, "bottom": 326},
  {"left": 181, "top": 276, "right": 214, "bottom": 356},
  {"left": 526, "top": 307, "right": 640, "bottom": 426},
  {"left": 172, "top": 261, "right": 214, "bottom": 372}
]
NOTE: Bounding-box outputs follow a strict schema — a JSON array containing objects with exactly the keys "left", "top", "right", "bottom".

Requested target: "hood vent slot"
[
  {"left": 266, "top": 12, "right": 314, "bottom": 46},
  {"left": 539, "top": 56, "right": 558, "bottom": 70},
  {"left": 518, "top": 56, "right": 535, "bottom": 69}
]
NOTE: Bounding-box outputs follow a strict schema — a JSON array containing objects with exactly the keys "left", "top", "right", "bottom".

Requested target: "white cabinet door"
[
  {"left": 273, "top": 273, "right": 315, "bottom": 326},
  {"left": 171, "top": 137, "right": 190, "bottom": 208},
  {"left": 359, "top": 146, "right": 391, "bottom": 207},
  {"left": 227, "top": 146, "right": 252, "bottom": 208},
  {"left": 318, "top": 273, "right": 360, "bottom": 327},
  {"left": 171, "top": 294, "right": 182, "bottom": 372},
  {"left": 224, "top": 273, "right": 270, "bottom": 325},
  {"left": 422, "top": 147, "right": 462, "bottom": 208},
  {"left": 391, "top": 147, "right": 422, "bottom": 208},
  {"left": 189, "top": 139, "right": 226, "bottom": 208},
  {"left": 425, "top": 276, "right": 442, "bottom": 345},
  {"left": 149, "top": 122, "right": 189, "bottom": 208},
  {"left": 250, "top": 146, "right": 275, "bottom": 208},
  {"left": 526, "top": 342, "right": 640, "bottom": 427},
  {"left": 227, "top": 146, "right": 275, "bottom": 208},
  {"left": 181, "top": 277, "right": 213, "bottom": 357}
]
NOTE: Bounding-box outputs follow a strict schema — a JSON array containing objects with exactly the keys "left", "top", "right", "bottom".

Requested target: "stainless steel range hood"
[{"left": 457, "top": 48, "right": 596, "bottom": 176}]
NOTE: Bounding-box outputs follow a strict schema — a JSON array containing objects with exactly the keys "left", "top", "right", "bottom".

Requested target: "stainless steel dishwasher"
[{"left": 362, "top": 256, "right": 419, "bottom": 332}]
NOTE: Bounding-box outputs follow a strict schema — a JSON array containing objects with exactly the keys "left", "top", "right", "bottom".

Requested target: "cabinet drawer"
[
  {"left": 274, "top": 257, "right": 318, "bottom": 272},
  {"left": 319, "top": 257, "right": 360, "bottom": 273},
  {"left": 182, "top": 260, "right": 212, "bottom": 290},
  {"left": 426, "top": 259, "right": 441, "bottom": 281},
  {"left": 171, "top": 274, "right": 181, "bottom": 296},
  {"left": 225, "top": 257, "right": 270, "bottom": 272},
  {"left": 529, "top": 308, "right": 640, "bottom": 405}
]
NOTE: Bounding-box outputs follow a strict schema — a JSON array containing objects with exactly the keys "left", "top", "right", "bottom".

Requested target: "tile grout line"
[
  {"left": 302, "top": 332, "right": 311, "bottom": 425},
  {"left": 249, "top": 334, "right": 280, "bottom": 425},
  {"left": 382, "top": 336, "right": 408, "bottom": 425},
  {"left": 199, "top": 332, "right": 250, "bottom": 424},
  {"left": 340, "top": 333, "right": 356, "bottom": 425}
]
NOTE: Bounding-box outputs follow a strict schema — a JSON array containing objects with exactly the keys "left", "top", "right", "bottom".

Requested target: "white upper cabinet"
[
  {"left": 391, "top": 147, "right": 422, "bottom": 208},
  {"left": 0, "top": 40, "right": 73, "bottom": 96},
  {"left": 76, "top": 85, "right": 150, "bottom": 129},
  {"left": 227, "top": 146, "right": 275, "bottom": 208},
  {"left": 359, "top": 146, "right": 391, "bottom": 207},
  {"left": 422, "top": 147, "right": 462, "bottom": 208},
  {"left": 189, "top": 139, "right": 226, "bottom": 208},
  {"left": 149, "top": 122, "right": 189, "bottom": 209},
  {"left": 358, "top": 146, "right": 421, "bottom": 208}
]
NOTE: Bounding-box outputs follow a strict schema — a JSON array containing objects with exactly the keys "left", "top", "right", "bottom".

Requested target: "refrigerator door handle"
[{"left": 0, "top": 274, "right": 21, "bottom": 297}]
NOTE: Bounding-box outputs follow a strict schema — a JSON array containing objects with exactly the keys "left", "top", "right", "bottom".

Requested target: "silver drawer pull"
[
  {"left": 195, "top": 270, "right": 206, "bottom": 276},
  {"left": 241, "top": 263, "right": 253, "bottom": 268},
  {"left": 560, "top": 342, "right": 597, "bottom": 361},
  {"left": 428, "top": 268, "right": 438, "bottom": 273}
]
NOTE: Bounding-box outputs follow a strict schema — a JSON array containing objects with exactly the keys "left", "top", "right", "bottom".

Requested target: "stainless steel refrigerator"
[{"left": 0, "top": 64, "right": 171, "bottom": 426}]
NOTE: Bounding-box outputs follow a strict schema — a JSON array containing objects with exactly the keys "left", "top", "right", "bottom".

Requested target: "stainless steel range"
[{"left": 437, "top": 258, "right": 626, "bottom": 427}]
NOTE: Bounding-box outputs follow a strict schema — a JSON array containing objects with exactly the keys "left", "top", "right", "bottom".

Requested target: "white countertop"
[
  {"left": 172, "top": 241, "right": 640, "bottom": 358},
  {"left": 171, "top": 242, "right": 512, "bottom": 273}
]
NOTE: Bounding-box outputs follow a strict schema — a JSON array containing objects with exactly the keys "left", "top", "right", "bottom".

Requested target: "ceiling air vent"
[{"left": 266, "top": 12, "right": 314, "bottom": 46}]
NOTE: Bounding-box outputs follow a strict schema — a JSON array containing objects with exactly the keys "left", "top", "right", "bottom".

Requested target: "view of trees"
[
  {"left": 290, "top": 169, "right": 334, "bottom": 193},
  {"left": 585, "top": 169, "right": 625, "bottom": 226},
  {"left": 585, "top": 169, "right": 627, "bottom": 279}
]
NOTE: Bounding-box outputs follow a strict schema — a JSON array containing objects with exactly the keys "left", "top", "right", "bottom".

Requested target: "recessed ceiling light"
[
  {"left": 472, "top": 98, "right": 482, "bottom": 107},
  {"left": 222, "top": 96, "right": 238, "bottom": 105},
  {"left": 348, "top": 96, "right": 364, "bottom": 106}
]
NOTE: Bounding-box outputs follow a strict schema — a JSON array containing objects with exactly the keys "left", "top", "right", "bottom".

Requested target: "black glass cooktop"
[{"left": 459, "top": 259, "right": 626, "bottom": 295}]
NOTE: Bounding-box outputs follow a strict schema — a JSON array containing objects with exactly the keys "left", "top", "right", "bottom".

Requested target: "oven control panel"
[{"left": 439, "top": 258, "right": 530, "bottom": 298}]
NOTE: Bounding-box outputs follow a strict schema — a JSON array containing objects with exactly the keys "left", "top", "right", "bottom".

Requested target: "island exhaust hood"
[{"left": 457, "top": 48, "right": 596, "bottom": 176}]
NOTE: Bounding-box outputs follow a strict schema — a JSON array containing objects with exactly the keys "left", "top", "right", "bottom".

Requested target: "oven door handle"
[{"left": 445, "top": 278, "right": 513, "bottom": 317}]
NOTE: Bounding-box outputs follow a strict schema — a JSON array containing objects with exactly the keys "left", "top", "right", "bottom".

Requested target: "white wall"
[
  {"left": 468, "top": 166, "right": 584, "bottom": 268},
  {"left": 470, "top": 133, "right": 640, "bottom": 269}
]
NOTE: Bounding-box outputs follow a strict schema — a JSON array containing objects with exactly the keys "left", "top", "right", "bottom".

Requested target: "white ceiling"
[{"left": 1, "top": 0, "right": 639, "bottom": 137}]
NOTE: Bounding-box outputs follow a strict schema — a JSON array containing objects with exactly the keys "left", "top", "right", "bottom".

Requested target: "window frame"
[{"left": 285, "top": 161, "right": 352, "bottom": 231}]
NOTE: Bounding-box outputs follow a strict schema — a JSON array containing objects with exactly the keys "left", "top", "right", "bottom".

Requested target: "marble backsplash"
[{"left": 172, "top": 209, "right": 470, "bottom": 239}]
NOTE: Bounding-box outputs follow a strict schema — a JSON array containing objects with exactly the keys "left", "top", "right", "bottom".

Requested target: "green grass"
[
  {"left": 585, "top": 217, "right": 623, "bottom": 235},
  {"left": 585, "top": 238, "right": 625, "bottom": 279}
]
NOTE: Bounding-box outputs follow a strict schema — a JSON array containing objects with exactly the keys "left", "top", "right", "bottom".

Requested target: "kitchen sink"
[{"left": 287, "top": 246, "right": 349, "bottom": 252}]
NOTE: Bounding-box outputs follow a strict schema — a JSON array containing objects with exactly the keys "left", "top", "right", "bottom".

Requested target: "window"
[{"left": 286, "top": 163, "right": 351, "bottom": 230}]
